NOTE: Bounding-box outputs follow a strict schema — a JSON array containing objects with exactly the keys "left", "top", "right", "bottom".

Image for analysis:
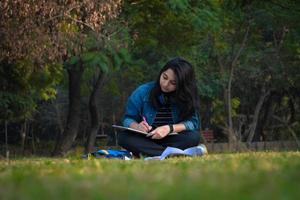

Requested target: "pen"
[
  {"left": 141, "top": 115, "right": 151, "bottom": 133},
  {"left": 142, "top": 116, "right": 147, "bottom": 123}
]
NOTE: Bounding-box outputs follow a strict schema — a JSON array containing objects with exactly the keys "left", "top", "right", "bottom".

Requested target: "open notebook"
[
  {"left": 144, "top": 145, "right": 208, "bottom": 160},
  {"left": 112, "top": 125, "right": 177, "bottom": 135}
]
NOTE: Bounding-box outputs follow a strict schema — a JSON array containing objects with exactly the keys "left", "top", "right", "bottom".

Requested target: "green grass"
[{"left": 0, "top": 151, "right": 300, "bottom": 200}]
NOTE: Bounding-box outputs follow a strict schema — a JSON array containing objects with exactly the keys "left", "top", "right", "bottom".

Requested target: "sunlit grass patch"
[{"left": 0, "top": 151, "right": 299, "bottom": 200}]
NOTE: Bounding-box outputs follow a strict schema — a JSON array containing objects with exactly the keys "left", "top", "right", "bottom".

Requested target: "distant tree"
[
  {"left": 206, "top": 0, "right": 300, "bottom": 146},
  {"left": 1, "top": 0, "right": 122, "bottom": 155},
  {"left": 238, "top": 0, "right": 300, "bottom": 145}
]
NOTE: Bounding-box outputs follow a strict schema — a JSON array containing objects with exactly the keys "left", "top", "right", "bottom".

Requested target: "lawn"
[{"left": 0, "top": 151, "right": 299, "bottom": 200}]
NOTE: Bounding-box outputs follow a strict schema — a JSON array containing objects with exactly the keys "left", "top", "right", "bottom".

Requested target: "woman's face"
[{"left": 159, "top": 68, "right": 177, "bottom": 93}]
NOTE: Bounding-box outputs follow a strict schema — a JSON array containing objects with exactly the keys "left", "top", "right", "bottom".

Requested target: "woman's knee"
[
  {"left": 117, "top": 131, "right": 129, "bottom": 147},
  {"left": 166, "top": 131, "right": 200, "bottom": 149},
  {"left": 117, "top": 131, "right": 141, "bottom": 149},
  {"left": 183, "top": 130, "right": 200, "bottom": 146}
]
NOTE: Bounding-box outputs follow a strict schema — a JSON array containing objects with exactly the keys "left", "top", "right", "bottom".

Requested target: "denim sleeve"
[
  {"left": 181, "top": 112, "right": 200, "bottom": 131},
  {"left": 122, "top": 87, "right": 143, "bottom": 127}
]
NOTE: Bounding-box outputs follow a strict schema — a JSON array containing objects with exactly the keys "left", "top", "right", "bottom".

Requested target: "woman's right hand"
[{"left": 133, "top": 121, "right": 152, "bottom": 133}]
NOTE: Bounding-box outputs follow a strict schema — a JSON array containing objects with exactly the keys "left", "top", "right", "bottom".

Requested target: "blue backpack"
[{"left": 83, "top": 149, "right": 132, "bottom": 159}]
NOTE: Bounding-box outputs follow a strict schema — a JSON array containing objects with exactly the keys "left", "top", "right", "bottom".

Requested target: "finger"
[
  {"left": 141, "top": 121, "right": 151, "bottom": 132},
  {"left": 146, "top": 130, "right": 155, "bottom": 137},
  {"left": 137, "top": 124, "right": 145, "bottom": 132},
  {"left": 141, "top": 120, "right": 150, "bottom": 126},
  {"left": 151, "top": 134, "right": 160, "bottom": 139},
  {"left": 151, "top": 131, "right": 165, "bottom": 139},
  {"left": 140, "top": 124, "right": 149, "bottom": 132},
  {"left": 146, "top": 133, "right": 152, "bottom": 137}
]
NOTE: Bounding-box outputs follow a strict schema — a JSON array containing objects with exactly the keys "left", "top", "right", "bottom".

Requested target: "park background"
[
  {"left": 1, "top": 0, "right": 300, "bottom": 157},
  {"left": 1, "top": 1, "right": 300, "bottom": 200}
]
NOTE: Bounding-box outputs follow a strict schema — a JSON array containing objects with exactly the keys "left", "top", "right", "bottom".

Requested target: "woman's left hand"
[{"left": 147, "top": 125, "right": 170, "bottom": 139}]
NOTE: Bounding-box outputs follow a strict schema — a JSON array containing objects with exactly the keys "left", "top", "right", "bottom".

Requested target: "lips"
[{"left": 161, "top": 87, "right": 169, "bottom": 92}]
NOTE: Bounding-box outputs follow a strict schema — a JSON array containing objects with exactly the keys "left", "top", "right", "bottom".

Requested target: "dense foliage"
[{"left": 0, "top": 0, "right": 299, "bottom": 155}]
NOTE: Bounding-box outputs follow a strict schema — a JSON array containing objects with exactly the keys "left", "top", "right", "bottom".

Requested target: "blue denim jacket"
[{"left": 122, "top": 82, "right": 200, "bottom": 131}]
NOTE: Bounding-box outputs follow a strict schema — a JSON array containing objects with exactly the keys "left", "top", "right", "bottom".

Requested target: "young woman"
[{"left": 118, "top": 57, "right": 201, "bottom": 157}]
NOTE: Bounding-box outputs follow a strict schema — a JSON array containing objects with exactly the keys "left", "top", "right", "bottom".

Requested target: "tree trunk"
[
  {"left": 226, "top": 66, "right": 235, "bottom": 144},
  {"left": 85, "top": 70, "right": 106, "bottom": 153},
  {"left": 52, "top": 98, "right": 64, "bottom": 134},
  {"left": 30, "top": 124, "right": 36, "bottom": 154},
  {"left": 256, "top": 93, "right": 273, "bottom": 141},
  {"left": 228, "top": 25, "right": 250, "bottom": 149},
  {"left": 112, "top": 112, "right": 118, "bottom": 145},
  {"left": 272, "top": 115, "right": 300, "bottom": 148},
  {"left": 246, "top": 89, "right": 270, "bottom": 144},
  {"left": 21, "top": 121, "right": 27, "bottom": 154},
  {"left": 218, "top": 55, "right": 236, "bottom": 143},
  {"left": 52, "top": 63, "right": 84, "bottom": 156},
  {"left": 5, "top": 120, "right": 9, "bottom": 160}
]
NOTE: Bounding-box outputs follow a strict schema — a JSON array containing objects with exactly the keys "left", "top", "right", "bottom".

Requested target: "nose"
[{"left": 162, "top": 81, "right": 169, "bottom": 88}]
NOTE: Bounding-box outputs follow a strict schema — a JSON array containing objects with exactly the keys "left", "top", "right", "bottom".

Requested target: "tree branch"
[
  {"left": 43, "top": 5, "right": 81, "bottom": 25},
  {"left": 272, "top": 115, "right": 300, "bottom": 148},
  {"left": 231, "top": 23, "right": 250, "bottom": 67},
  {"left": 65, "top": 14, "right": 96, "bottom": 32}
]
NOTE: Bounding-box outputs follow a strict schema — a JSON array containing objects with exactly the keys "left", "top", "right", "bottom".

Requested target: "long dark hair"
[{"left": 149, "top": 57, "right": 199, "bottom": 120}]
